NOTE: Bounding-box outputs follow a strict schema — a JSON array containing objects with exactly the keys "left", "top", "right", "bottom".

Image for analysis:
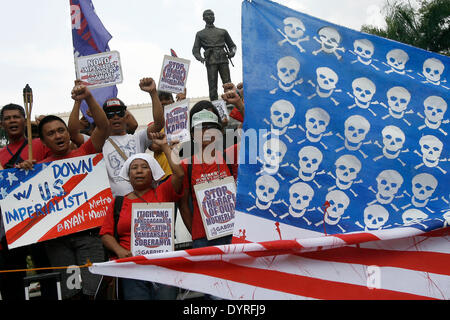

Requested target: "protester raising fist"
[{"left": 139, "top": 77, "right": 157, "bottom": 94}]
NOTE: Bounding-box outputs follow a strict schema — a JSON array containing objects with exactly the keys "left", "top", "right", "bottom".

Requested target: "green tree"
[{"left": 361, "top": 0, "right": 450, "bottom": 56}]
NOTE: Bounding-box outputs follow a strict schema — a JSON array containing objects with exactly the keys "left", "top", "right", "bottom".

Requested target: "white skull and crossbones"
[
  {"left": 277, "top": 17, "right": 310, "bottom": 52},
  {"left": 307, "top": 67, "right": 341, "bottom": 105},
  {"left": 270, "top": 56, "right": 303, "bottom": 96},
  {"left": 312, "top": 26, "right": 345, "bottom": 60},
  {"left": 380, "top": 86, "right": 413, "bottom": 126}
]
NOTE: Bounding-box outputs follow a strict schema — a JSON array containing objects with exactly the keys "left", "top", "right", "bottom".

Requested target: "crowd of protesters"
[{"left": 0, "top": 76, "right": 245, "bottom": 300}]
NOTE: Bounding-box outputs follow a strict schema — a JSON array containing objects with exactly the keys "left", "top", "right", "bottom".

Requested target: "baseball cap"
[
  {"left": 191, "top": 109, "right": 221, "bottom": 129},
  {"left": 103, "top": 98, "right": 127, "bottom": 111}
]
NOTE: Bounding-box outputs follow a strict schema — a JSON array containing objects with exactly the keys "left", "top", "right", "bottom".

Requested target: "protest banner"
[
  {"left": 130, "top": 202, "right": 175, "bottom": 256},
  {"left": 75, "top": 51, "right": 123, "bottom": 89},
  {"left": 164, "top": 99, "right": 190, "bottom": 144},
  {"left": 158, "top": 55, "right": 190, "bottom": 94},
  {"left": 193, "top": 176, "right": 236, "bottom": 240},
  {"left": 212, "top": 99, "right": 229, "bottom": 121},
  {"left": 0, "top": 154, "right": 112, "bottom": 249}
]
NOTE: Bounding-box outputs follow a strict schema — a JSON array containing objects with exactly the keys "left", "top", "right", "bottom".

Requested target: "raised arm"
[
  {"left": 67, "top": 99, "right": 86, "bottom": 147},
  {"left": 148, "top": 132, "right": 184, "bottom": 194},
  {"left": 139, "top": 77, "right": 164, "bottom": 135},
  {"left": 222, "top": 83, "right": 245, "bottom": 119},
  {"left": 71, "top": 84, "right": 109, "bottom": 152},
  {"left": 125, "top": 110, "right": 138, "bottom": 134}
]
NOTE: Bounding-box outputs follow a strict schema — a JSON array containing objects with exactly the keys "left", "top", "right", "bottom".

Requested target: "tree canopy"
[{"left": 361, "top": 0, "right": 450, "bottom": 56}]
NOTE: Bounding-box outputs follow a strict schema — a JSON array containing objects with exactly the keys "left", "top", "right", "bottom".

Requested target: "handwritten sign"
[
  {"left": 194, "top": 177, "right": 236, "bottom": 240},
  {"left": 164, "top": 99, "right": 190, "bottom": 144},
  {"left": 75, "top": 51, "right": 123, "bottom": 89},
  {"left": 212, "top": 100, "right": 229, "bottom": 121},
  {"left": 131, "top": 202, "right": 175, "bottom": 256},
  {"left": 158, "top": 55, "right": 190, "bottom": 94},
  {"left": 0, "top": 154, "right": 113, "bottom": 249}
]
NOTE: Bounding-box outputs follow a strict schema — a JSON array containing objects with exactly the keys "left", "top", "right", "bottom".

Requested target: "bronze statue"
[{"left": 192, "top": 9, "right": 237, "bottom": 101}]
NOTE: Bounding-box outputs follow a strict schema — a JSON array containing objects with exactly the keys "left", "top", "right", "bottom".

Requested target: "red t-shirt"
[
  {"left": 182, "top": 145, "right": 238, "bottom": 240},
  {"left": 39, "top": 139, "right": 97, "bottom": 163},
  {"left": 99, "top": 176, "right": 183, "bottom": 251},
  {"left": 229, "top": 107, "right": 244, "bottom": 122},
  {"left": 0, "top": 137, "right": 51, "bottom": 168}
]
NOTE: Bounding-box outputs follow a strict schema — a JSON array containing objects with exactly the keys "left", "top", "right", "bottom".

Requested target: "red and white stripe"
[{"left": 89, "top": 226, "right": 450, "bottom": 300}]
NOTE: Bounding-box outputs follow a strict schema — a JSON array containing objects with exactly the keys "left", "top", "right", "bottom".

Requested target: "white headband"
[{"left": 119, "top": 153, "right": 166, "bottom": 182}]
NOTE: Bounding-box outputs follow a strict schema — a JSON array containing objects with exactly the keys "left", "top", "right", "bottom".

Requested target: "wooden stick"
[{"left": 23, "top": 84, "right": 33, "bottom": 161}]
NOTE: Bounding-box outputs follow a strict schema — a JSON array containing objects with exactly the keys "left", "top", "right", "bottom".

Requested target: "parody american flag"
[
  {"left": 90, "top": 0, "right": 450, "bottom": 299},
  {"left": 0, "top": 154, "right": 112, "bottom": 249}
]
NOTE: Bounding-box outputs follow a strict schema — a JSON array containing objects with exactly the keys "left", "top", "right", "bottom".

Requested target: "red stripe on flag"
[
  {"left": 246, "top": 240, "right": 303, "bottom": 257},
  {"left": 123, "top": 256, "right": 435, "bottom": 300},
  {"left": 185, "top": 246, "right": 225, "bottom": 256},
  {"left": 298, "top": 246, "right": 450, "bottom": 276},
  {"left": 38, "top": 188, "right": 112, "bottom": 242},
  {"left": 334, "top": 232, "right": 380, "bottom": 245}
]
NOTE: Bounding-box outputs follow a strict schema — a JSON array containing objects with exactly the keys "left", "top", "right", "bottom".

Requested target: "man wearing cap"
[{"left": 102, "top": 77, "right": 164, "bottom": 197}]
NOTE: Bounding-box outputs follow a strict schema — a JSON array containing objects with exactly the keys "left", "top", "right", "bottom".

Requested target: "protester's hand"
[
  {"left": 15, "top": 159, "right": 35, "bottom": 171},
  {"left": 148, "top": 132, "right": 167, "bottom": 146},
  {"left": 71, "top": 84, "right": 92, "bottom": 101},
  {"left": 139, "top": 77, "right": 157, "bottom": 94},
  {"left": 116, "top": 247, "right": 132, "bottom": 259},
  {"left": 35, "top": 115, "right": 46, "bottom": 125},
  {"left": 221, "top": 90, "right": 242, "bottom": 106},
  {"left": 176, "top": 88, "right": 187, "bottom": 101},
  {"left": 237, "top": 82, "right": 244, "bottom": 99},
  {"left": 223, "top": 82, "right": 237, "bottom": 93},
  {"left": 74, "top": 79, "right": 83, "bottom": 86}
]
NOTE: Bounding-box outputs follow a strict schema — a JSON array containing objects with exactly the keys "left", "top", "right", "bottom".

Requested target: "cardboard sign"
[
  {"left": 0, "top": 154, "right": 113, "bottom": 249},
  {"left": 212, "top": 100, "right": 229, "bottom": 121},
  {"left": 158, "top": 55, "right": 190, "bottom": 94},
  {"left": 193, "top": 177, "right": 236, "bottom": 240},
  {"left": 131, "top": 202, "right": 175, "bottom": 256},
  {"left": 164, "top": 99, "right": 190, "bottom": 144},
  {"left": 75, "top": 51, "right": 123, "bottom": 89}
]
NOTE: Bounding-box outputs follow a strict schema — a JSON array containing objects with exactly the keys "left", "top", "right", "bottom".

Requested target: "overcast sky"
[{"left": 0, "top": 0, "right": 387, "bottom": 117}]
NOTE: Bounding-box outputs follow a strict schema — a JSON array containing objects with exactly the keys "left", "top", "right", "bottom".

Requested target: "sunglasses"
[{"left": 106, "top": 110, "right": 126, "bottom": 119}]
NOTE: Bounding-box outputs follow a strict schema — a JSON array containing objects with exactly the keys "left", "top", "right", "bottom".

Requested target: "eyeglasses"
[{"left": 106, "top": 110, "right": 126, "bottom": 119}]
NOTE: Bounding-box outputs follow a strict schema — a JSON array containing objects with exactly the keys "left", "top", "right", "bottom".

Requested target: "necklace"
[{"left": 132, "top": 189, "right": 154, "bottom": 204}]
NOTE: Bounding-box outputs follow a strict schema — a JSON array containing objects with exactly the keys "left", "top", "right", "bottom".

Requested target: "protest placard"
[
  {"left": 75, "top": 51, "right": 123, "bottom": 89},
  {"left": 131, "top": 202, "right": 175, "bottom": 256},
  {"left": 158, "top": 55, "right": 190, "bottom": 94},
  {"left": 212, "top": 99, "right": 229, "bottom": 121},
  {"left": 0, "top": 154, "right": 112, "bottom": 249},
  {"left": 194, "top": 177, "right": 236, "bottom": 240},
  {"left": 164, "top": 99, "right": 190, "bottom": 144}
]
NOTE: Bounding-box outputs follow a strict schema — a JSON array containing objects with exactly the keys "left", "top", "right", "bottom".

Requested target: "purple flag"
[{"left": 70, "top": 0, "right": 117, "bottom": 121}]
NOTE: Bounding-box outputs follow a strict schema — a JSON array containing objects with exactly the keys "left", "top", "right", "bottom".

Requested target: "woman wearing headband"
[{"left": 99, "top": 132, "right": 183, "bottom": 300}]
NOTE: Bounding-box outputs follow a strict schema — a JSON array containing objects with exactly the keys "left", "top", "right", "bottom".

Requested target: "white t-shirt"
[{"left": 102, "top": 130, "right": 152, "bottom": 197}]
